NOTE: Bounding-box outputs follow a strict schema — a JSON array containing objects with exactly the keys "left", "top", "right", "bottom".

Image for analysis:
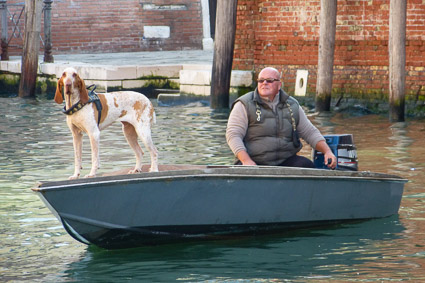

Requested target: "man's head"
[{"left": 257, "top": 67, "right": 282, "bottom": 100}]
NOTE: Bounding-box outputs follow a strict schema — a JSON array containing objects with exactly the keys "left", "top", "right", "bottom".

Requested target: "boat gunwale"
[{"left": 32, "top": 165, "right": 408, "bottom": 192}]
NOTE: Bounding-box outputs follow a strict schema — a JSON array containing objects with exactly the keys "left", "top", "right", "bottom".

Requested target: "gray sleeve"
[
  {"left": 226, "top": 101, "right": 248, "bottom": 156},
  {"left": 297, "top": 107, "right": 325, "bottom": 148}
]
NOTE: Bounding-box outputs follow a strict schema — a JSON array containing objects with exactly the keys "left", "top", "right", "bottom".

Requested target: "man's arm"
[
  {"left": 226, "top": 102, "right": 256, "bottom": 165},
  {"left": 296, "top": 107, "right": 325, "bottom": 147},
  {"left": 297, "top": 107, "right": 336, "bottom": 168}
]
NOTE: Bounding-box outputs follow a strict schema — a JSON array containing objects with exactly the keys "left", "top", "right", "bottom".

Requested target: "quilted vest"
[{"left": 233, "top": 89, "right": 302, "bottom": 165}]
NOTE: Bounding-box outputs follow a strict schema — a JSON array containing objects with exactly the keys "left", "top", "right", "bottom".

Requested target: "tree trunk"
[
  {"left": 210, "top": 0, "right": 238, "bottom": 109},
  {"left": 315, "top": 0, "right": 337, "bottom": 112},
  {"left": 19, "top": 0, "right": 43, "bottom": 98},
  {"left": 389, "top": 0, "right": 406, "bottom": 122}
]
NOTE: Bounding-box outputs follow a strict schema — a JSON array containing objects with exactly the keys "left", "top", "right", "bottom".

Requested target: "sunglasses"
[{"left": 257, "top": 78, "right": 280, "bottom": 84}]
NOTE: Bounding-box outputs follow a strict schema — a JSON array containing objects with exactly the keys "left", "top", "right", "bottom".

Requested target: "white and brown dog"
[{"left": 54, "top": 67, "right": 158, "bottom": 180}]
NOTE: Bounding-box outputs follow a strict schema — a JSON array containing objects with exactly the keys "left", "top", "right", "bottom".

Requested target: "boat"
[{"left": 32, "top": 164, "right": 407, "bottom": 249}]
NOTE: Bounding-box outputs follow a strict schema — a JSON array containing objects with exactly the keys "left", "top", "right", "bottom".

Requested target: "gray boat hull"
[{"left": 32, "top": 165, "right": 407, "bottom": 249}]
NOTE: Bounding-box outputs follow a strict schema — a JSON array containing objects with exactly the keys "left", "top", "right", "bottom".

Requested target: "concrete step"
[{"left": 179, "top": 68, "right": 253, "bottom": 96}]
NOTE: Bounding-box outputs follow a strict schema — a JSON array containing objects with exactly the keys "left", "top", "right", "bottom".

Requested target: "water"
[{"left": 1, "top": 96, "right": 425, "bottom": 282}]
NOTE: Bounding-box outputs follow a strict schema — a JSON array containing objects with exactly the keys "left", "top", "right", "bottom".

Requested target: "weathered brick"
[
  {"left": 2, "top": 0, "right": 203, "bottom": 55},
  {"left": 233, "top": 0, "right": 425, "bottom": 96}
]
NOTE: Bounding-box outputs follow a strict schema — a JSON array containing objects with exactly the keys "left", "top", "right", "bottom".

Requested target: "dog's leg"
[
  {"left": 85, "top": 129, "right": 100, "bottom": 178},
  {"left": 122, "top": 122, "right": 144, "bottom": 173},
  {"left": 70, "top": 126, "right": 83, "bottom": 180},
  {"left": 135, "top": 123, "right": 159, "bottom": 172}
]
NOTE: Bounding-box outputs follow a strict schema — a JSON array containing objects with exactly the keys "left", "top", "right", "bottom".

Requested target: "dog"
[{"left": 54, "top": 67, "right": 158, "bottom": 180}]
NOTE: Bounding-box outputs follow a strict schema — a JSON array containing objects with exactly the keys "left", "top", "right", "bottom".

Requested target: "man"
[{"left": 226, "top": 67, "right": 337, "bottom": 168}]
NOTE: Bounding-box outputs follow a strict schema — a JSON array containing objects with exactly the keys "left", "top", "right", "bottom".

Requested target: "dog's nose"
[{"left": 64, "top": 78, "right": 72, "bottom": 94}]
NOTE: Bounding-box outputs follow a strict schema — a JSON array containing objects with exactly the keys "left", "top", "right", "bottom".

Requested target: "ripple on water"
[{"left": 1, "top": 97, "right": 425, "bottom": 282}]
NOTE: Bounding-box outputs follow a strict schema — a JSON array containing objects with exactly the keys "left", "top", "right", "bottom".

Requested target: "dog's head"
[{"left": 54, "top": 67, "right": 89, "bottom": 104}]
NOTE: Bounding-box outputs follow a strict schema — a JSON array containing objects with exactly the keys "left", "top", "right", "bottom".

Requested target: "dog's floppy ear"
[
  {"left": 76, "top": 74, "right": 89, "bottom": 104},
  {"left": 54, "top": 77, "right": 64, "bottom": 104}
]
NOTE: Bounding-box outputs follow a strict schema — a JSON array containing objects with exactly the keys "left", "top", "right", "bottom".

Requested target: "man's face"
[{"left": 257, "top": 69, "right": 282, "bottom": 99}]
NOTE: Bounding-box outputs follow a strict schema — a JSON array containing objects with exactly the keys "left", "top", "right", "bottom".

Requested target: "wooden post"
[
  {"left": 389, "top": 0, "right": 406, "bottom": 122},
  {"left": 43, "top": 0, "right": 53, "bottom": 63},
  {"left": 208, "top": 0, "right": 217, "bottom": 39},
  {"left": 315, "top": 0, "right": 337, "bottom": 112},
  {"left": 0, "top": 0, "right": 8, "bottom": 61},
  {"left": 19, "top": 0, "right": 43, "bottom": 98},
  {"left": 210, "top": 0, "right": 238, "bottom": 109}
]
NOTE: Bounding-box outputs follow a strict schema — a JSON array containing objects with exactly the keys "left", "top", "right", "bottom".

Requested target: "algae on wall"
[
  {"left": 0, "top": 73, "right": 20, "bottom": 95},
  {"left": 0, "top": 72, "right": 57, "bottom": 98}
]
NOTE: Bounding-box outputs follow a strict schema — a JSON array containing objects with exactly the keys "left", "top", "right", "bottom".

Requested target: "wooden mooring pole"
[
  {"left": 43, "top": 0, "right": 53, "bottom": 63},
  {"left": 389, "top": 0, "right": 407, "bottom": 122},
  {"left": 315, "top": 0, "right": 337, "bottom": 112},
  {"left": 19, "top": 0, "right": 43, "bottom": 98},
  {"left": 0, "top": 0, "right": 8, "bottom": 60},
  {"left": 210, "top": 0, "right": 238, "bottom": 109}
]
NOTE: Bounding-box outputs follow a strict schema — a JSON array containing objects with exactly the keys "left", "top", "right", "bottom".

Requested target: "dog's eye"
[
  {"left": 62, "top": 73, "right": 65, "bottom": 77},
  {"left": 72, "top": 73, "right": 77, "bottom": 77}
]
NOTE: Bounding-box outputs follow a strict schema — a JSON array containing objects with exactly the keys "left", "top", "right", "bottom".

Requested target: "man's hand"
[
  {"left": 316, "top": 140, "right": 337, "bottom": 169},
  {"left": 236, "top": 150, "right": 257, "bottom": 166},
  {"left": 324, "top": 152, "right": 337, "bottom": 169}
]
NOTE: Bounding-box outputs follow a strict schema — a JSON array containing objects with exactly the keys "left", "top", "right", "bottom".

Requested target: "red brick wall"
[
  {"left": 233, "top": 0, "right": 425, "bottom": 97},
  {"left": 2, "top": 0, "right": 203, "bottom": 55},
  {"left": 3, "top": 1, "right": 424, "bottom": 97}
]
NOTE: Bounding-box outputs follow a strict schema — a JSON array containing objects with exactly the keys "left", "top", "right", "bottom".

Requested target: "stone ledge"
[
  {"left": 0, "top": 59, "right": 253, "bottom": 95},
  {"left": 179, "top": 69, "right": 252, "bottom": 87}
]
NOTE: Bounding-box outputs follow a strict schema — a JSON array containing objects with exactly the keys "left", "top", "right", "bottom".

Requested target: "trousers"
[{"left": 235, "top": 154, "right": 315, "bottom": 168}]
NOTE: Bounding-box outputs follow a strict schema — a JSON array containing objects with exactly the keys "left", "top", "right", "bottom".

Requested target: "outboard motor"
[{"left": 313, "top": 134, "right": 358, "bottom": 171}]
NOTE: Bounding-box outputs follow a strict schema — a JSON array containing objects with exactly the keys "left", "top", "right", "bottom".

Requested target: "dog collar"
[
  {"left": 62, "top": 85, "right": 102, "bottom": 126},
  {"left": 62, "top": 101, "right": 86, "bottom": 115}
]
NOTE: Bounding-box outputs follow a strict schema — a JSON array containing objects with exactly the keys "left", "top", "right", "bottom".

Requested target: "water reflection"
[
  {"left": 1, "top": 97, "right": 425, "bottom": 282},
  {"left": 308, "top": 112, "right": 336, "bottom": 135},
  {"left": 64, "top": 217, "right": 404, "bottom": 282},
  {"left": 388, "top": 122, "right": 415, "bottom": 174}
]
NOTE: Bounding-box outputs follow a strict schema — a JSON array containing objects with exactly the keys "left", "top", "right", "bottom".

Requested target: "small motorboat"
[{"left": 32, "top": 164, "right": 407, "bottom": 249}]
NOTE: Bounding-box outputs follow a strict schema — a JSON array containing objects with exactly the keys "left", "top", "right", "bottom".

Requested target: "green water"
[{"left": 1, "top": 97, "right": 424, "bottom": 282}]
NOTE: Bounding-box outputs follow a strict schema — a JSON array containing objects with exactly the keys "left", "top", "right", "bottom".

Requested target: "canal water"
[{"left": 1, "top": 96, "right": 424, "bottom": 282}]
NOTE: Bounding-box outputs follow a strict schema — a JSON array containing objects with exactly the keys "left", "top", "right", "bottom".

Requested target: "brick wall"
[
  {"left": 233, "top": 0, "right": 425, "bottom": 97},
  {"left": 1, "top": 0, "right": 203, "bottom": 55},
  {"left": 2, "top": 0, "right": 424, "bottom": 97}
]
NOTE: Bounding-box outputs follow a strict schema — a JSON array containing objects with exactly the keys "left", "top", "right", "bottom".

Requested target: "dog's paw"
[
  {"left": 84, "top": 173, "right": 96, "bottom": 178},
  {"left": 128, "top": 168, "right": 142, "bottom": 174},
  {"left": 68, "top": 174, "right": 80, "bottom": 180},
  {"left": 149, "top": 167, "right": 158, "bottom": 172}
]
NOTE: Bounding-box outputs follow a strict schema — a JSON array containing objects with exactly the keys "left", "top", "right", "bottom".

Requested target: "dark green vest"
[{"left": 233, "top": 89, "right": 302, "bottom": 165}]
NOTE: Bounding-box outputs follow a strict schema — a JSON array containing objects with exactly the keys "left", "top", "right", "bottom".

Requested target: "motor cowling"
[{"left": 312, "top": 134, "right": 358, "bottom": 171}]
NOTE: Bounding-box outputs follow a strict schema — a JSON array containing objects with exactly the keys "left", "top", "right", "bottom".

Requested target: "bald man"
[{"left": 226, "top": 67, "right": 336, "bottom": 168}]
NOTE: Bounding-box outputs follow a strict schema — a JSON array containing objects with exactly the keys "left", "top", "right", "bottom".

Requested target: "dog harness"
[{"left": 62, "top": 85, "right": 103, "bottom": 126}]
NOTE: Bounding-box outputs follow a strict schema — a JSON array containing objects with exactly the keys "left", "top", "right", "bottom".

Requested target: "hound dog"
[{"left": 54, "top": 67, "right": 158, "bottom": 180}]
